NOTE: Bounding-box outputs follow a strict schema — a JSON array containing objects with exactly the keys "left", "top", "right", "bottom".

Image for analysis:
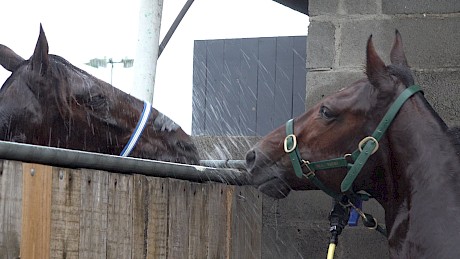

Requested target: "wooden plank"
[
  {"left": 222, "top": 39, "right": 242, "bottom": 135},
  {"left": 207, "top": 183, "right": 233, "bottom": 259},
  {"left": 205, "top": 40, "right": 225, "bottom": 135},
  {"left": 274, "top": 37, "right": 294, "bottom": 126},
  {"left": 79, "top": 169, "right": 108, "bottom": 258},
  {"left": 257, "top": 37, "right": 277, "bottom": 136},
  {"left": 240, "top": 38, "right": 259, "bottom": 135},
  {"left": 146, "top": 177, "right": 169, "bottom": 258},
  {"left": 132, "top": 174, "right": 148, "bottom": 259},
  {"left": 168, "top": 178, "right": 190, "bottom": 258},
  {"left": 20, "top": 163, "right": 53, "bottom": 259},
  {"left": 292, "top": 36, "right": 307, "bottom": 117},
  {"left": 192, "top": 40, "right": 208, "bottom": 136},
  {"left": 50, "top": 168, "right": 81, "bottom": 259},
  {"left": 188, "top": 182, "right": 209, "bottom": 259},
  {"left": 230, "top": 186, "right": 263, "bottom": 259},
  {"left": 107, "top": 173, "right": 133, "bottom": 259},
  {"left": 0, "top": 160, "right": 23, "bottom": 259}
]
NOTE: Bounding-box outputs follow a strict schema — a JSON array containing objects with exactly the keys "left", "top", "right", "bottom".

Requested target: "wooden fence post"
[
  {"left": 0, "top": 161, "right": 23, "bottom": 258},
  {"left": 20, "top": 163, "right": 53, "bottom": 259}
]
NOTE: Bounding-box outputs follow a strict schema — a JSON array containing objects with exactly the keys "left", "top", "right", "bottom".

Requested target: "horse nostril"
[{"left": 245, "top": 149, "right": 256, "bottom": 169}]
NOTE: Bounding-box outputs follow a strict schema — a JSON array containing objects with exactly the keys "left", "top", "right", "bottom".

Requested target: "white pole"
[{"left": 132, "top": 0, "right": 164, "bottom": 103}]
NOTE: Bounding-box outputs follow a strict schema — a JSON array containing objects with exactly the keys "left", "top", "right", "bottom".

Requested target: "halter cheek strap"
[{"left": 120, "top": 101, "right": 152, "bottom": 157}]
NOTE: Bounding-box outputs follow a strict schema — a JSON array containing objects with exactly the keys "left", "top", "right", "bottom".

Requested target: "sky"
[{"left": 0, "top": 0, "right": 308, "bottom": 134}]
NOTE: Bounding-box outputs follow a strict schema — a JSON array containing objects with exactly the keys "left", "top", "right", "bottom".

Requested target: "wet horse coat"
[
  {"left": 246, "top": 31, "right": 460, "bottom": 258},
  {"left": 0, "top": 25, "right": 199, "bottom": 164}
]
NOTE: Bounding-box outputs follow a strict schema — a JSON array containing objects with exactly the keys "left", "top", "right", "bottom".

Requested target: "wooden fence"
[{"left": 0, "top": 160, "right": 262, "bottom": 259}]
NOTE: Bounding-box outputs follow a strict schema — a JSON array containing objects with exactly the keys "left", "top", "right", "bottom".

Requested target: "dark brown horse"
[
  {"left": 0, "top": 25, "right": 199, "bottom": 164},
  {"left": 246, "top": 30, "right": 460, "bottom": 258}
]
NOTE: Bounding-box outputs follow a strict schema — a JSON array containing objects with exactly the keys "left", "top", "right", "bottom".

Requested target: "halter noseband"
[
  {"left": 120, "top": 101, "right": 152, "bottom": 157},
  {"left": 284, "top": 85, "right": 422, "bottom": 197}
]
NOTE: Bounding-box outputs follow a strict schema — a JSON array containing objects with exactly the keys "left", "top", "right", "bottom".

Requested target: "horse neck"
[{"left": 380, "top": 95, "right": 460, "bottom": 256}]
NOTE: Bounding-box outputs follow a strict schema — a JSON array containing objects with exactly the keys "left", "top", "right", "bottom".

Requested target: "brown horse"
[
  {"left": 246, "top": 30, "right": 460, "bottom": 258},
  {"left": 0, "top": 25, "right": 200, "bottom": 164}
]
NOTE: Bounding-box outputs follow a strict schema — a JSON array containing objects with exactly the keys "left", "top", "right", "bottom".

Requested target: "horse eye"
[{"left": 320, "top": 106, "right": 336, "bottom": 120}]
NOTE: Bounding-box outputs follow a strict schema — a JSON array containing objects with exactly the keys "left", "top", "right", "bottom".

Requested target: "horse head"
[
  {"left": 246, "top": 30, "right": 443, "bottom": 198},
  {"left": 246, "top": 30, "right": 460, "bottom": 257},
  {"left": 0, "top": 25, "right": 200, "bottom": 165}
]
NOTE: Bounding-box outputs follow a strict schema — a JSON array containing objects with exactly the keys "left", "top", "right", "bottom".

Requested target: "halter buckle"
[
  {"left": 301, "top": 160, "right": 313, "bottom": 172},
  {"left": 284, "top": 134, "right": 297, "bottom": 153},
  {"left": 358, "top": 136, "right": 379, "bottom": 154}
]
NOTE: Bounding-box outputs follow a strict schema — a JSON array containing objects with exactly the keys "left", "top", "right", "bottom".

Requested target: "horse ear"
[
  {"left": 365, "top": 35, "right": 391, "bottom": 90},
  {"left": 30, "top": 24, "right": 49, "bottom": 76},
  {"left": 390, "top": 29, "right": 408, "bottom": 67},
  {"left": 0, "top": 45, "right": 25, "bottom": 72}
]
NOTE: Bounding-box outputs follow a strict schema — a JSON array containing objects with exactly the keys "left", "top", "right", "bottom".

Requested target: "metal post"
[{"left": 132, "top": 0, "right": 164, "bottom": 103}]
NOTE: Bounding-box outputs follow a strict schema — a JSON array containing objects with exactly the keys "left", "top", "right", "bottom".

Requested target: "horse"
[
  {"left": 245, "top": 30, "right": 460, "bottom": 258},
  {"left": 0, "top": 25, "right": 200, "bottom": 165}
]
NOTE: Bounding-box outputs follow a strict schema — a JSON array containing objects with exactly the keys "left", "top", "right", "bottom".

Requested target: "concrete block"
[
  {"left": 338, "top": 17, "right": 460, "bottom": 69},
  {"left": 337, "top": 227, "right": 389, "bottom": 258},
  {"left": 263, "top": 191, "right": 335, "bottom": 226},
  {"left": 262, "top": 225, "right": 329, "bottom": 259},
  {"left": 309, "top": 0, "right": 340, "bottom": 16},
  {"left": 307, "top": 21, "right": 336, "bottom": 69},
  {"left": 262, "top": 224, "right": 388, "bottom": 259},
  {"left": 306, "top": 70, "right": 364, "bottom": 109},
  {"left": 343, "top": 0, "right": 379, "bottom": 14},
  {"left": 338, "top": 19, "right": 401, "bottom": 68},
  {"left": 262, "top": 191, "right": 388, "bottom": 259},
  {"left": 263, "top": 190, "right": 385, "bottom": 228},
  {"left": 415, "top": 69, "right": 460, "bottom": 126},
  {"left": 383, "top": 0, "right": 460, "bottom": 14}
]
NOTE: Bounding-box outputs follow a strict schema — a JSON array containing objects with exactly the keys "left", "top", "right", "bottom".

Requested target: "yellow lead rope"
[{"left": 327, "top": 243, "right": 336, "bottom": 259}]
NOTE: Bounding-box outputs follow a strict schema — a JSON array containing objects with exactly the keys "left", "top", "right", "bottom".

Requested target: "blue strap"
[{"left": 120, "top": 101, "right": 152, "bottom": 157}]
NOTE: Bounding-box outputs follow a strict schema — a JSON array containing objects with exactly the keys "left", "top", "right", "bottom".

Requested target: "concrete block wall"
[{"left": 307, "top": 0, "right": 460, "bottom": 125}]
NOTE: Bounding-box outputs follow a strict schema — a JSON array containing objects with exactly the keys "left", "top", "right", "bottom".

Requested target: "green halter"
[{"left": 284, "top": 85, "right": 423, "bottom": 197}]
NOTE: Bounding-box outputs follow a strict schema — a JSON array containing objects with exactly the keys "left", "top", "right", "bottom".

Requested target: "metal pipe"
[
  {"left": 0, "top": 141, "right": 252, "bottom": 185},
  {"left": 158, "top": 0, "right": 195, "bottom": 57},
  {"left": 199, "top": 160, "right": 246, "bottom": 170}
]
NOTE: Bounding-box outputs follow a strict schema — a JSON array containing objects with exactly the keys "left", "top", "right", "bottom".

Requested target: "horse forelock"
[
  {"left": 46, "top": 55, "right": 82, "bottom": 120},
  {"left": 48, "top": 54, "right": 111, "bottom": 120}
]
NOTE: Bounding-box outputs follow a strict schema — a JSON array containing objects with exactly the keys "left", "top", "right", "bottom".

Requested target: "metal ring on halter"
[
  {"left": 343, "top": 153, "right": 353, "bottom": 162},
  {"left": 366, "top": 217, "right": 379, "bottom": 230},
  {"left": 284, "top": 134, "right": 297, "bottom": 153},
  {"left": 358, "top": 136, "right": 379, "bottom": 154}
]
